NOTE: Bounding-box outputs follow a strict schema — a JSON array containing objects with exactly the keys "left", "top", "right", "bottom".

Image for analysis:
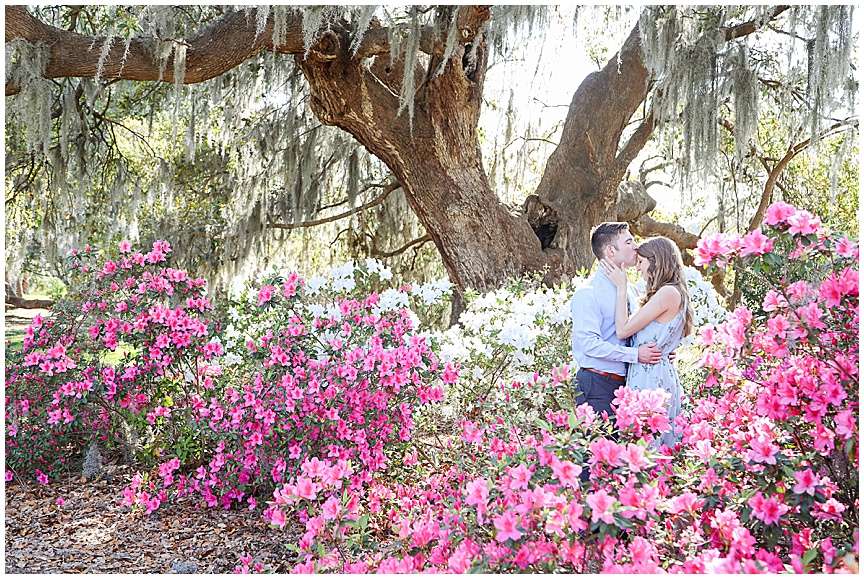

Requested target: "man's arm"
[{"left": 571, "top": 290, "right": 638, "bottom": 364}]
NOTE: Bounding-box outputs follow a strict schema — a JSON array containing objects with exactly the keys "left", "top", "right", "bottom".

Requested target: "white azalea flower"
[
  {"left": 330, "top": 262, "right": 355, "bottom": 280},
  {"left": 331, "top": 277, "right": 356, "bottom": 293},
  {"left": 374, "top": 288, "right": 409, "bottom": 313},
  {"left": 305, "top": 276, "right": 328, "bottom": 296},
  {"left": 306, "top": 303, "right": 326, "bottom": 318},
  {"left": 365, "top": 257, "right": 382, "bottom": 274}
]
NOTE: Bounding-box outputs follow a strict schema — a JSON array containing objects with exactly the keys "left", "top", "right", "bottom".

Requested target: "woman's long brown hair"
[{"left": 637, "top": 237, "right": 695, "bottom": 337}]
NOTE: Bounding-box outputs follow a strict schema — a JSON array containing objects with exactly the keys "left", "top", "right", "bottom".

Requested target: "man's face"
[{"left": 610, "top": 231, "right": 638, "bottom": 268}]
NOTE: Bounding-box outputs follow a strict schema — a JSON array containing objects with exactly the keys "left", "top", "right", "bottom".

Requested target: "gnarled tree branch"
[
  {"left": 269, "top": 181, "right": 401, "bottom": 230},
  {"left": 5, "top": 5, "right": 489, "bottom": 96},
  {"left": 369, "top": 234, "right": 432, "bottom": 259}
]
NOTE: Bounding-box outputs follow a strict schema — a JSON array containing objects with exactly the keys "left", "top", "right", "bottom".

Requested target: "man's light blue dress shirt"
[{"left": 570, "top": 271, "right": 638, "bottom": 376}]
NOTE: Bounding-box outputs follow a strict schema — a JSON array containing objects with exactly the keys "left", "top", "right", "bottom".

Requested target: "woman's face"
[{"left": 636, "top": 255, "right": 651, "bottom": 280}]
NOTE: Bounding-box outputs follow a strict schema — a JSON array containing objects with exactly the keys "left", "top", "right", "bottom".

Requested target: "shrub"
[{"left": 5, "top": 241, "right": 220, "bottom": 480}]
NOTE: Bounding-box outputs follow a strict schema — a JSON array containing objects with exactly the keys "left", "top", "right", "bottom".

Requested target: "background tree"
[{"left": 5, "top": 5, "right": 858, "bottom": 302}]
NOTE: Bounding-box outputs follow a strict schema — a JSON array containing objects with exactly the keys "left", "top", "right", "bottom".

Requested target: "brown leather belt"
[{"left": 585, "top": 368, "right": 626, "bottom": 382}]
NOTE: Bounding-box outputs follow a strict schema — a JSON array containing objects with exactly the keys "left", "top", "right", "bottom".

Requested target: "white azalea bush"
[
  {"left": 431, "top": 267, "right": 727, "bottom": 435},
  {"left": 431, "top": 275, "right": 581, "bottom": 434}
]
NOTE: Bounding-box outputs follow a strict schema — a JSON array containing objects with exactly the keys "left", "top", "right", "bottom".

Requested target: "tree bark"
[
  {"left": 527, "top": 25, "right": 652, "bottom": 280},
  {"left": 293, "top": 11, "right": 547, "bottom": 293}
]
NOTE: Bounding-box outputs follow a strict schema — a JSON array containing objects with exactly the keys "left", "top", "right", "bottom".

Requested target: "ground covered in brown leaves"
[{"left": 4, "top": 466, "right": 299, "bottom": 573}]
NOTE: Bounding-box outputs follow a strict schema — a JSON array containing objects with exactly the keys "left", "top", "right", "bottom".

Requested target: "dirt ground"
[{"left": 4, "top": 465, "right": 300, "bottom": 574}]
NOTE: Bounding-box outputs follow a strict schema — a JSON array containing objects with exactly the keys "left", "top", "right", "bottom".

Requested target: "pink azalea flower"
[
  {"left": 567, "top": 499, "right": 587, "bottom": 532},
  {"left": 748, "top": 493, "right": 790, "bottom": 525},
  {"left": 545, "top": 509, "right": 566, "bottom": 537},
  {"left": 294, "top": 476, "right": 319, "bottom": 500},
  {"left": 791, "top": 528, "right": 814, "bottom": 557},
  {"left": 35, "top": 470, "right": 49, "bottom": 485},
  {"left": 786, "top": 210, "right": 822, "bottom": 236},
  {"left": 551, "top": 459, "right": 582, "bottom": 488},
  {"left": 465, "top": 478, "right": 489, "bottom": 513},
  {"left": 256, "top": 285, "right": 277, "bottom": 306},
  {"left": 630, "top": 536, "right": 658, "bottom": 565},
  {"left": 269, "top": 507, "right": 287, "bottom": 528},
  {"left": 747, "top": 435, "right": 779, "bottom": 464},
  {"left": 834, "top": 409, "right": 856, "bottom": 439},
  {"left": 694, "top": 232, "right": 742, "bottom": 266},
  {"left": 763, "top": 201, "right": 797, "bottom": 226},
  {"left": 441, "top": 361, "right": 459, "bottom": 384},
  {"left": 120, "top": 487, "right": 136, "bottom": 507},
  {"left": 740, "top": 230, "right": 775, "bottom": 256},
  {"left": 586, "top": 489, "right": 616, "bottom": 524},
  {"left": 834, "top": 236, "right": 858, "bottom": 259},
  {"left": 5, "top": 471, "right": 13, "bottom": 482},
  {"left": 460, "top": 421, "right": 484, "bottom": 444},
  {"left": 507, "top": 464, "right": 533, "bottom": 490},
  {"left": 493, "top": 510, "right": 522, "bottom": 542},
  {"left": 588, "top": 438, "right": 624, "bottom": 468},
  {"left": 761, "top": 289, "right": 788, "bottom": 312},
  {"left": 821, "top": 537, "right": 836, "bottom": 565},
  {"left": 792, "top": 468, "right": 818, "bottom": 495},
  {"left": 321, "top": 496, "right": 341, "bottom": 521}
]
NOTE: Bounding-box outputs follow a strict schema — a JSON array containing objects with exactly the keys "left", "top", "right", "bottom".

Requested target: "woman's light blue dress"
[{"left": 626, "top": 300, "right": 687, "bottom": 447}]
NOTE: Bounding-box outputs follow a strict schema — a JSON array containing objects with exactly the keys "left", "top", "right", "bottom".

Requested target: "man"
[{"left": 570, "top": 222, "right": 662, "bottom": 419}]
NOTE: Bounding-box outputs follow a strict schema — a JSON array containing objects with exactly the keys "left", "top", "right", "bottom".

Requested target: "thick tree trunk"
[
  {"left": 293, "top": 16, "right": 546, "bottom": 294},
  {"left": 527, "top": 25, "right": 654, "bottom": 281}
]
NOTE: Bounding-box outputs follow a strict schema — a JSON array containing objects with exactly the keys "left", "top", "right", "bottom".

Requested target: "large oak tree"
[{"left": 5, "top": 5, "right": 856, "bottom": 296}]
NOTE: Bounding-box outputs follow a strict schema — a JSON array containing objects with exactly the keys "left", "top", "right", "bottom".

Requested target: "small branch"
[
  {"left": 369, "top": 234, "right": 432, "bottom": 259},
  {"left": 747, "top": 118, "right": 858, "bottom": 231},
  {"left": 531, "top": 97, "right": 571, "bottom": 109},
  {"left": 639, "top": 159, "right": 675, "bottom": 183},
  {"left": 610, "top": 109, "right": 655, "bottom": 185},
  {"left": 269, "top": 182, "right": 400, "bottom": 230},
  {"left": 501, "top": 135, "right": 559, "bottom": 150},
  {"left": 723, "top": 6, "right": 791, "bottom": 41},
  {"left": 318, "top": 180, "right": 393, "bottom": 212}
]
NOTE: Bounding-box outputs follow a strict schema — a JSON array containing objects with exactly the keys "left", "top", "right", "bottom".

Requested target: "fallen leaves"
[{"left": 5, "top": 465, "right": 300, "bottom": 573}]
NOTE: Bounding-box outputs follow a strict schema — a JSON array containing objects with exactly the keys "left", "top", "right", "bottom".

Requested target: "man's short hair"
[{"left": 590, "top": 222, "right": 630, "bottom": 261}]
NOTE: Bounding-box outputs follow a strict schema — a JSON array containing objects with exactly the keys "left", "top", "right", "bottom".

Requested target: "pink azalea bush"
[
  {"left": 4, "top": 202, "right": 858, "bottom": 573},
  {"left": 122, "top": 265, "right": 452, "bottom": 512},
  {"left": 5, "top": 241, "right": 220, "bottom": 481},
  {"left": 262, "top": 384, "right": 678, "bottom": 573},
  {"left": 690, "top": 201, "right": 858, "bottom": 571}
]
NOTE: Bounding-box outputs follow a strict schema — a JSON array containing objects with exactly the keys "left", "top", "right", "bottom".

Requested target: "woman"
[{"left": 601, "top": 236, "right": 694, "bottom": 447}]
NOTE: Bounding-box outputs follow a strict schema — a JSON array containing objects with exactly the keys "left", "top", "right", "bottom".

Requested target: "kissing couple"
[{"left": 570, "top": 222, "right": 694, "bottom": 447}]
